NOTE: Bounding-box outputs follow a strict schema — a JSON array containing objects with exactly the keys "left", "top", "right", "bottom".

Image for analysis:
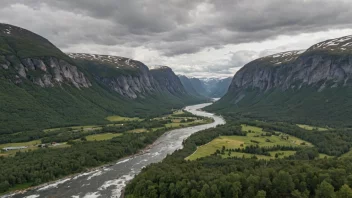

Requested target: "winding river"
[{"left": 6, "top": 103, "right": 225, "bottom": 198}]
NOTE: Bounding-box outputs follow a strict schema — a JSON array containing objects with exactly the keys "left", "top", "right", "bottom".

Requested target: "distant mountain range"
[
  {"left": 178, "top": 75, "right": 232, "bottom": 98},
  {"left": 208, "top": 35, "right": 352, "bottom": 126},
  {"left": 0, "top": 23, "right": 205, "bottom": 134}
]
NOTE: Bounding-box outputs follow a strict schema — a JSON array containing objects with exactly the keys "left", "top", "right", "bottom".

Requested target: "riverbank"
[{"left": 6, "top": 103, "right": 225, "bottom": 198}]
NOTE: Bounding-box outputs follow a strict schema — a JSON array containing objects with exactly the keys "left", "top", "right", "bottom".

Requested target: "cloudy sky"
[{"left": 1, "top": 0, "right": 352, "bottom": 78}]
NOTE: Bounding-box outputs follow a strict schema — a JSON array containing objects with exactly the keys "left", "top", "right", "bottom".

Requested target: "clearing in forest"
[{"left": 186, "top": 124, "right": 313, "bottom": 160}]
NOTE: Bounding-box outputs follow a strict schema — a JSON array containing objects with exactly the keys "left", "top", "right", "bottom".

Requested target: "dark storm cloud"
[{"left": 1, "top": 0, "right": 352, "bottom": 56}]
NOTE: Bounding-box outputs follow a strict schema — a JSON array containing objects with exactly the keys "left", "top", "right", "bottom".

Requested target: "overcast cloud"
[{"left": 1, "top": 0, "right": 352, "bottom": 78}]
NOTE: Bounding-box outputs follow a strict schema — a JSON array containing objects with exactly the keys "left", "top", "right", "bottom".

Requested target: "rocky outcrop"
[
  {"left": 68, "top": 53, "right": 161, "bottom": 99},
  {"left": 229, "top": 36, "right": 352, "bottom": 97},
  {"left": 0, "top": 23, "right": 91, "bottom": 89},
  {"left": 178, "top": 75, "right": 203, "bottom": 96},
  {"left": 2, "top": 56, "right": 91, "bottom": 88},
  {"left": 97, "top": 64, "right": 160, "bottom": 99},
  {"left": 151, "top": 66, "right": 187, "bottom": 96}
]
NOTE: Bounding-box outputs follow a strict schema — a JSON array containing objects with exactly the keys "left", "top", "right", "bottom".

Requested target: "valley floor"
[
  {"left": 186, "top": 124, "right": 331, "bottom": 160},
  {"left": 125, "top": 117, "right": 352, "bottom": 198},
  {"left": 0, "top": 108, "right": 213, "bottom": 194}
]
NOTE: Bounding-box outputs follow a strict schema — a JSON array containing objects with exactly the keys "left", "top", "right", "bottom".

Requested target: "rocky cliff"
[
  {"left": 0, "top": 23, "right": 91, "bottom": 88},
  {"left": 68, "top": 53, "right": 160, "bottom": 99},
  {"left": 178, "top": 75, "right": 206, "bottom": 97},
  {"left": 229, "top": 35, "right": 352, "bottom": 97},
  {"left": 0, "top": 23, "right": 204, "bottom": 134},
  {"left": 150, "top": 66, "right": 187, "bottom": 96},
  {"left": 209, "top": 35, "right": 352, "bottom": 126}
]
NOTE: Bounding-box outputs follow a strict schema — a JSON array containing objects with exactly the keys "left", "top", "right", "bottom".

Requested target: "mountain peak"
[
  {"left": 67, "top": 53, "right": 141, "bottom": 69},
  {"left": 307, "top": 35, "right": 352, "bottom": 53},
  {"left": 257, "top": 50, "right": 305, "bottom": 66},
  {"left": 150, "top": 65, "right": 171, "bottom": 70}
]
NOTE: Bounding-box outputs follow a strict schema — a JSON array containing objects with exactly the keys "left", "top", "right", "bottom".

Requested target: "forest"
[
  {"left": 125, "top": 120, "right": 352, "bottom": 198},
  {"left": 0, "top": 128, "right": 166, "bottom": 193}
]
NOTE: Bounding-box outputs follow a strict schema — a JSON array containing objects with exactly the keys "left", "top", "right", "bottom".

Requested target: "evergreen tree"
[
  {"left": 315, "top": 180, "right": 335, "bottom": 198},
  {"left": 255, "top": 190, "right": 266, "bottom": 198},
  {"left": 336, "top": 184, "right": 352, "bottom": 198}
]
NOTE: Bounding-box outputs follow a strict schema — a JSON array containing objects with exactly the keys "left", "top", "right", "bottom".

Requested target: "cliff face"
[
  {"left": 0, "top": 23, "right": 91, "bottom": 88},
  {"left": 229, "top": 35, "right": 352, "bottom": 97},
  {"left": 209, "top": 35, "right": 352, "bottom": 126},
  {"left": 178, "top": 75, "right": 203, "bottom": 96},
  {"left": 150, "top": 66, "right": 187, "bottom": 96},
  {"left": 68, "top": 53, "right": 160, "bottom": 99},
  {"left": 2, "top": 56, "right": 91, "bottom": 88},
  {"left": 0, "top": 23, "right": 204, "bottom": 134}
]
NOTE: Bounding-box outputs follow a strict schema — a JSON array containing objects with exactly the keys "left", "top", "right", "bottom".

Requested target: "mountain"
[
  {"left": 179, "top": 75, "right": 232, "bottom": 98},
  {"left": 178, "top": 75, "right": 209, "bottom": 97},
  {"left": 208, "top": 35, "right": 352, "bottom": 126},
  {"left": 178, "top": 75, "right": 200, "bottom": 96},
  {"left": 205, "top": 77, "right": 232, "bottom": 98},
  {"left": 189, "top": 77, "right": 208, "bottom": 96},
  {"left": 67, "top": 53, "right": 160, "bottom": 99},
  {"left": 0, "top": 23, "right": 203, "bottom": 134}
]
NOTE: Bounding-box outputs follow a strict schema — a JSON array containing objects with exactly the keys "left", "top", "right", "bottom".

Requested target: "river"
[{"left": 6, "top": 103, "right": 225, "bottom": 198}]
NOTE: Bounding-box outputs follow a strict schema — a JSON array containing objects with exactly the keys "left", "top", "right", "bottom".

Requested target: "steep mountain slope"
[
  {"left": 178, "top": 75, "right": 208, "bottom": 96},
  {"left": 206, "top": 77, "right": 232, "bottom": 98},
  {"left": 68, "top": 53, "right": 160, "bottom": 99},
  {"left": 178, "top": 75, "right": 205, "bottom": 97},
  {"left": 150, "top": 66, "right": 204, "bottom": 104},
  {"left": 0, "top": 23, "right": 203, "bottom": 134},
  {"left": 208, "top": 35, "right": 352, "bottom": 126},
  {"left": 189, "top": 77, "right": 208, "bottom": 96},
  {"left": 179, "top": 75, "right": 232, "bottom": 98},
  {"left": 150, "top": 66, "right": 186, "bottom": 96}
]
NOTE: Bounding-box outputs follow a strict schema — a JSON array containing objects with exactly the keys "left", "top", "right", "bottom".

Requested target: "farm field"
[
  {"left": 85, "top": 133, "right": 123, "bottom": 141},
  {"left": 106, "top": 115, "right": 143, "bottom": 122},
  {"left": 1, "top": 110, "right": 212, "bottom": 157},
  {"left": 296, "top": 124, "right": 328, "bottom": 131},
  {"left": 0, "top": 140, "right": 41, "bottom": 149},
  {"left": 186, "top": 124, "right": 313, "bottom": 160}
]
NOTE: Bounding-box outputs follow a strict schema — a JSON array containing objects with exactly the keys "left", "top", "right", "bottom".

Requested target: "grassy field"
[
  {"left": 44, "top": 125, "right": 102, "bottom": 133},
  {"left": 0, "top": 140, "right": 41, "bottom": 149},
  {"left": 85, "top": 133, "right": 122, "bottom": 141},
  {"left": 1, "top": 109, "right": 212, "bottom": 158},
  {"left": 106, "top": 115, "right": 142, "bottom": 122},
  {"left": 0, "top": 140, "right": 70, "bottom": 157},
  {"left": 296, "top": 124, "right": 328, "bottom": 131},
  {"left": 127, "top": 129, "right": 148, "bottom": 133},
  {"left": 186, "top": 125, "right": 313, "bottom": 161},
  {"left": 0, "top": 147, "right": 39, "bottom": 157}
]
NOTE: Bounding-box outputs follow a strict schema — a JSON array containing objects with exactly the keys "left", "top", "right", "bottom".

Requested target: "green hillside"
[
  {"left": 0, "top": 23, "right": 203, "bottom": 135},
  {"left": 208, "top": 87, "right": 352, "bottom": 127}
]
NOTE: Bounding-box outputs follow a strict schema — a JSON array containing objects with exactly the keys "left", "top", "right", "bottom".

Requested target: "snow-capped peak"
[
  {"left": 67, "top": 53, "right": 138, "bottom": 68},
  {"left": 308, "top": 35, "right": 352, "bottom": 52}
]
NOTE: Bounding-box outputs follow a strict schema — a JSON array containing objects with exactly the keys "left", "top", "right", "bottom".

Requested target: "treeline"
[
  {"left": 215, "top": 144, "right": 301, "bottom": 157},
  {"left": 0, "top": 128, "right": 168, "bottom": 193},
  {"left": 124, "top": 122, "right": 352, "bottom": 197}
]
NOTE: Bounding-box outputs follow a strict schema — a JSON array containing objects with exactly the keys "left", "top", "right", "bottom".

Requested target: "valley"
[
  {"left": 5, "top": 103, "right": 225, "bottom": 198},
  {"left": 3, "top": 8, "right": 352, "bottom": 198}
]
